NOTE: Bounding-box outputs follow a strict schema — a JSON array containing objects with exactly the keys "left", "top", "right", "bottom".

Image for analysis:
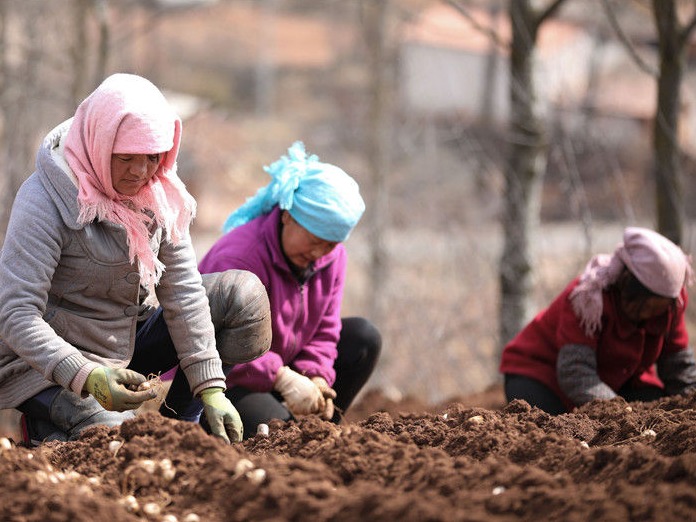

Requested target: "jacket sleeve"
[
  {"left": 655, "top": 289, "right": 696, "bottom": 395},
  {"left": 661, "top": 288, "right": 690, "bottom": 356},
  {"left": 557, "top": 344, "right": 617, "bottom": 406},
  {"left": 0, "top": 178, "right": 100, "bottom": 393},
  {"left": 657, "top": 348, "right": 696, "bottom": 395},
  {"left": 155, "top": 234, "right": 226, "bottom": 396}
]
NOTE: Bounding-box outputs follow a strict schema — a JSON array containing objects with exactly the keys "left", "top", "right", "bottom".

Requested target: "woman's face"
[
  {"left": 110, "top": 153, "right": 162, "bottom": 196},
  {"left": 621, "top": 295, "right": 675, "bottom": 323},
  {"left": 280, "top": 211, "right": 338, "bottom": 269}
]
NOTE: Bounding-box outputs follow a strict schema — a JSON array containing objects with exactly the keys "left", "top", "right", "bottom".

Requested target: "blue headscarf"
[{"left": 223, "top": 142, "right": 365, "bottom": 242}]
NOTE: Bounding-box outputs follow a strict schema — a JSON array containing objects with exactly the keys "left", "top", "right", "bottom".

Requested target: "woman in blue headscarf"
[{"left": 198, "top": 142, "right": 381, "bottom": 437}]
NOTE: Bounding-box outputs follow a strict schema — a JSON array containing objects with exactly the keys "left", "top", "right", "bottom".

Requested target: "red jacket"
[{"left": 499, "top": 278, "right": 689, "bottom": 409}]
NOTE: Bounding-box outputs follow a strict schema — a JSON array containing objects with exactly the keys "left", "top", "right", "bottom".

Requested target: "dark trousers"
[
  {"left": 225, "top": 316, "right": 381, "bottom": 439},
  {"left": 504, "top": 373, "right": 665, "bottom": 415},
  {"left": 21, "top": 312, "right": 381, "bottom": 439},
  {"left": 19, "top": 307, "right": 184, "bottom": 422}
]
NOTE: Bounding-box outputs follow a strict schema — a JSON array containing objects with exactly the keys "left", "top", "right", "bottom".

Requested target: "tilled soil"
[{"left": 3, "top": 390, "right": 696, "bottom": 521}]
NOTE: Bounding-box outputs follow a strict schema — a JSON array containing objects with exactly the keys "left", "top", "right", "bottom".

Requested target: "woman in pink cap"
[
  {"left": 0, "top": 74, "right": 271, "bottom": 445},
  {"left": 500, "top": 227, "right": 696, "bottom": 414}
]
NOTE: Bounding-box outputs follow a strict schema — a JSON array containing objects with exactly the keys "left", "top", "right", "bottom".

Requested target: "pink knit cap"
[
  {"left": 569, "top": 227, "right": 692, "bottom": 336},
  {"left": 618, "top": 227, "right": 688, "bottom": 298}
]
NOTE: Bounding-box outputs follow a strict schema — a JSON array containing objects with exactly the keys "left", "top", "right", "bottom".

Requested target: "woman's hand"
[
  {"left": 83, "top": 367, "right": 157, "bottom": 411},
  {"left": 273, "top": 366, "right": 325, "bottom": 416},
  {"left": 311, "top": 377, "right": 337, "bottom": 420},
  {"left": 200, "top": 387, "right": 243, "bottom": 443}
]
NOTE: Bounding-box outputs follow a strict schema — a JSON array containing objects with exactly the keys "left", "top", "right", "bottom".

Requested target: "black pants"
[
  {"left": 226, "top": 316, "right": 381, "bottom": 439},
  {"left": 504, "top": 373, "right": 665, "bottom": 415},
  {"left": 18, "top": 307, "right": 186, "bottom": 424}
]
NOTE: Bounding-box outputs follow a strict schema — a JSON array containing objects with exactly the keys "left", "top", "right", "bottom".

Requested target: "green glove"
[
  {"left": 200, "top": 387, "right": 243, "bottom": 444},
  {"left": 83, "top": 367, "right": 156, "bottom": 412}
]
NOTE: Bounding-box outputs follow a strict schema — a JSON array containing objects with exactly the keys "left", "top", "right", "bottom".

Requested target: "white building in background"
[
  {"left": 399, "top": 4, "right": 597, "bottom": 123},
  {"left": 399, "top": 3, "right": 696, "bottom": 157}
]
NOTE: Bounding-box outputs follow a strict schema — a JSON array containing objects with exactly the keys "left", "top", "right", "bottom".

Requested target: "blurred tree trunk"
[
  {"left": 94, "top": 0, "right": 110, "bottom": 87},
  {"left": 71, "top": 0, "right": 110, "bottom": 99},
  {"left": 0, "top": 2, "right": 43, "bottom": 245},
  {"left": 255, "top": 0, "right": 277, "bottom": 116},
  {"left": 499, "top": 0, "right": 565, "bottom": 347},
  {"left": 0, "top": 0, "right": 9, "bottom": 245},
  {"left": 0, "top": 1, "right": 99, "bottom": 245},
  {"left": 479, "top": 4, "right": 501, "bottom": 127},
  {"left": 72, "top": 0, "right": 91, "bottom": 106},
  {"left": 651, "top": 0, "right": 696, "bottom": 245},
  {"left": 362, "top": 0, "right": 395, "bottom": 328}
]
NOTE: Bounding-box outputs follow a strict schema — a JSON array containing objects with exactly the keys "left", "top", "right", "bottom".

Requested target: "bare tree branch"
[
  {"left": 443, "top": 0, "right": 508, "bottom": 51},
  {"left": 536, "top": 0, "right": 566, "bottom": 25},
  {"left": 678, "top": 12, "right": 696, "bottom": 47},
  {"left": 601, "top": 0, "right": 658, "bottom": 77}
]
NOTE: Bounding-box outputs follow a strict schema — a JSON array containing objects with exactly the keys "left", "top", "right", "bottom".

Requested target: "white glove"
[
  {"left": 311, "top": 377, "right": 337, "bottom": 420},
  {"left": 273, "top": 366, "right": 325, "bottom": 416}
]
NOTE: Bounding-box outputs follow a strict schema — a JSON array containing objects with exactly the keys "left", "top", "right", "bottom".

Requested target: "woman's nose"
[
  {"left": 311, "top": 243, "right": 332, "bottom": 259},
  {"left": 130, "top": 158, "right": 148, "bottom": 175}
]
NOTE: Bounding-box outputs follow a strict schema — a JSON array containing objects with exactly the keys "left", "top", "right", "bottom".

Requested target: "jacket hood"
[{"left": 36, "top": 119, "right": 83, "bottom": 230}]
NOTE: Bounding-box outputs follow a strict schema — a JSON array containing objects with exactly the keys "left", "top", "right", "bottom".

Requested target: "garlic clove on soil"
[
  {"left": 119, "top": 495, "right": 139, "bottom": 513},
  {"left": 234, "top": 458, "right": 255, "bottom": 476},
  {"left": 142, "top": 502, "right": 161, "bottom": 518},
  {"left": 245, "top": 468, "right": 267, "bottom": 485},
  {"left": 108, "top": 440, "right": 123, "bottom": 455}
]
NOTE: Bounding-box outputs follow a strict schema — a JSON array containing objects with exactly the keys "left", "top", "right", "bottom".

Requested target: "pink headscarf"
[
  {"left": 64, "top": 73, "right": 196, "bottom": 287},
  {"left": 569, "top": 227, "right": 693, "bottom": 337}
]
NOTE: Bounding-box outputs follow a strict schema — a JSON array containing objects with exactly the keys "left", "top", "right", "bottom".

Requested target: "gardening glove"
[
  {"left": 311, "top": 377, "right": 337, "bottom": 420},
  {"left": 83, "top": 367, "right": 157, "bottom": 412},
  {"left": 273, "top": 366, "right": 325, "bottom": 416},
  {"left": 200, "top": 387, "right": 243, "bottom": 444}
]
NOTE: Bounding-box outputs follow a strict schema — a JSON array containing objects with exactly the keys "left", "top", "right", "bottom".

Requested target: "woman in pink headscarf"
[
  {"left": 0, "top": 74, "right": 271, "bottom": 445},
  {"left": 500, "top": 227, "right": 696, "bottom": 414}
]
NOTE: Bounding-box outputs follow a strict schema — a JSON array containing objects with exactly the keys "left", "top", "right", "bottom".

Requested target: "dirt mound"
[{"left": 3, "top": 391, "right": 696, "bottom": 521}]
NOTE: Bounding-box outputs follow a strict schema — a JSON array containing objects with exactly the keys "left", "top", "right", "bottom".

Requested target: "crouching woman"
[
  {"left": 198, "top": 142, "right": 381, "bottom": 437},
  {"left": 500, "top": 227, "right": 696, "bottom": 414},
  {"left": 0, "top": 74, "right": 271, "bottom": 445}
]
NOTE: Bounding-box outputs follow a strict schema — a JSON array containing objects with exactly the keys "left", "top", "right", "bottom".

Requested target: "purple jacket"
[{"left": 198, "top": 207, "right": 345, "bottom": 391}]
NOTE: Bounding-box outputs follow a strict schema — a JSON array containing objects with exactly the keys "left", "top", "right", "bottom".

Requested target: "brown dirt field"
[{"left": 3, "top": 387, "right": 696, "bottom": 521}]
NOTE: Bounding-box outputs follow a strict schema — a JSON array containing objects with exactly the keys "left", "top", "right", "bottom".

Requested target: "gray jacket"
[{"left": 0, "top": 121, "right": 225, "bottom": 408}]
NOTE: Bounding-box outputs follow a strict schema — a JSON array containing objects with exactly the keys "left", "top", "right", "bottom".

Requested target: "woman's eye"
[{"left": 148, "top": 154, "right": 161, "bottom": 163}]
